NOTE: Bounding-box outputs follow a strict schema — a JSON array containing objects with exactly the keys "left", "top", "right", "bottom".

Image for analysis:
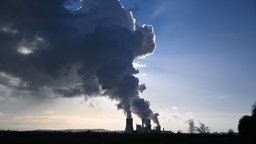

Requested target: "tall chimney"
[
  {"left": 156, "top": 126, "right": 161, "bottom": 132},
  {"left": 146, "top": 118, "right": 151, "bottom": 131},
  {"left": 125, "top": 118, "right": 134, "bottom": 133}
]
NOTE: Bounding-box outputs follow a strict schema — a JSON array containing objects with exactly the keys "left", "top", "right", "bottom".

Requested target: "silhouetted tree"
[
  {"left": 238, "top": 102, "right": 256, "bottom": 138},
  {"left": 177, "top": 130, "right": 183, "bottom": 134},
  {"left": 238, "top": 115, "right": 251, "bottom": 136},
  {"left": 227, "top": 129, "right": 234, "bottom": 134},
  {"left": 251, "top": 102, "right": 256, "bottom": 117}
]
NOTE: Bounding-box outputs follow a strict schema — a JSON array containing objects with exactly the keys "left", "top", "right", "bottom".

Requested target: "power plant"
[
  {"left": 124, "top": 118, "right": 134, "bottom": 133},
  {"left": 124, "top": 118, "right": 161, "bottom": 133}
]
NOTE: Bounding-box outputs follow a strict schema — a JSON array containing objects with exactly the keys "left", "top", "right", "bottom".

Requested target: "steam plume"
[{"left": 0, "top": 0, "right": 160, "bottom": 126}]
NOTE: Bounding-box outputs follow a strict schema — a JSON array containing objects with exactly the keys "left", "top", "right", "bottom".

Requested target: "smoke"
[
  {"left": 188, "top": 119, "right": 210, "bottom": 133},
  {"left": 0, "top": 0, "right": 160, "bottom": 126}
]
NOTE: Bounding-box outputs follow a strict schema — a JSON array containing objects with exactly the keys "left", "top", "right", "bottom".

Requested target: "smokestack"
[
  {"left": 142, "top": 118, "right": 151, "bottom": 132},
  {"left": 125, "top": 118, "right": 134, "bottom": 133},
  {"left": 147, "top": 119, "right": 151, "bottom": 131}
]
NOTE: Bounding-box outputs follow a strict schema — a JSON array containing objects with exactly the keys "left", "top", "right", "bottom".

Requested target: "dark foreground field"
[{"left": 0, "top": 131, "right": 253, "bottom": 144}]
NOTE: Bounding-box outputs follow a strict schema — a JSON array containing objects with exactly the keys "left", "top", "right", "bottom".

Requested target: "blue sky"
[
  {"left": 0, "top": 0, "right": 255, "bottom": 133},
  {"left": 120, "top": 0, "right": 256, "bottom": 132}
]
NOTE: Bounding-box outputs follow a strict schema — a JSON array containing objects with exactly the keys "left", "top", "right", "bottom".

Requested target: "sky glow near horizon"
[{"left": 0, "top": 0, "right": 256, "bottom": 133}]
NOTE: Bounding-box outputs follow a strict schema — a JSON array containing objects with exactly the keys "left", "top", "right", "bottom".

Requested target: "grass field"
[{"left": 0, "top": 131, "right": 253, "bottom": 144}]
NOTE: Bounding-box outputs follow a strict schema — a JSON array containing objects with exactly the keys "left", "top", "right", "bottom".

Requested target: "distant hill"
[
  {"left": 65, "top": 129, "right": 111, "bottom": 133},
  {"left": 34, "top": 129, "right": 111, "bottom": 133}
]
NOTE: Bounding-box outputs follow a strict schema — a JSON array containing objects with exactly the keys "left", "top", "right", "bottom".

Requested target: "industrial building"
[{"left": 124, "top": 118, "right": 161, "bottom": 133}]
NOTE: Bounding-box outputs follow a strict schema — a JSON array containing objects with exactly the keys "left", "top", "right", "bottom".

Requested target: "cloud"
[
  {"left": 133, "top": 61, "right": 149, "bottom": 68},
  {"left": 0, "top": 72, "right": 26, "bottom": 88},
  {"left": 0, "top": 84, "right": 18, "bottom": 101},
  {"left": 215, "top": 95, "right": 229, "bottom": 99},
  {"left": 0, "top": 112, "right": 4, "bottom": 116},
  {"left": 0, "top": 25, "right": 18, "bottom": 34},
  {"left": 151, "top": 9, "right": 165, "bottom": 18},
  {"left": 158, "top": 106, "right": 197, "bottom": 132},
  {"left": 184, "top": 112, "right": 195, "bottom": 120},
  {"left": 64, "top": 0, "right": 84, "bottom": 12},
  {"left": 0, "top": 0, "right": 159, "bottom": 125},
  {"left": 151, "top": 2, "right": 169, "bottom": 19},
  {"left": 0, "top": 114, "right": 86, "bottom": 130},
  {"left": 42, "top": 111, "right": 54, "bottom": 115},
  {"left": 88, "top": 102, "right": 94, "bottom": 108},
  {"left": 170, "top": 106, "right": 182, "bottom": 119}
]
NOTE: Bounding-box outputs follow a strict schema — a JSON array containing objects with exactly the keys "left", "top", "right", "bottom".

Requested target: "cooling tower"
[
  {"left": 125, "top": 118, "right": 134, "bottom": 133},
  {"left": 156, "top": 126, "right": 161, "bottom": 132},
  {"left": 142, "top": 118, "right": 151, "bottom": 131}
]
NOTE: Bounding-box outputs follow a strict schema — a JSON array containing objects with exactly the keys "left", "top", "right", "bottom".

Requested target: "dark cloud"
[{"left": 0, "top": 0, "right": 159, "bottom": 126}]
